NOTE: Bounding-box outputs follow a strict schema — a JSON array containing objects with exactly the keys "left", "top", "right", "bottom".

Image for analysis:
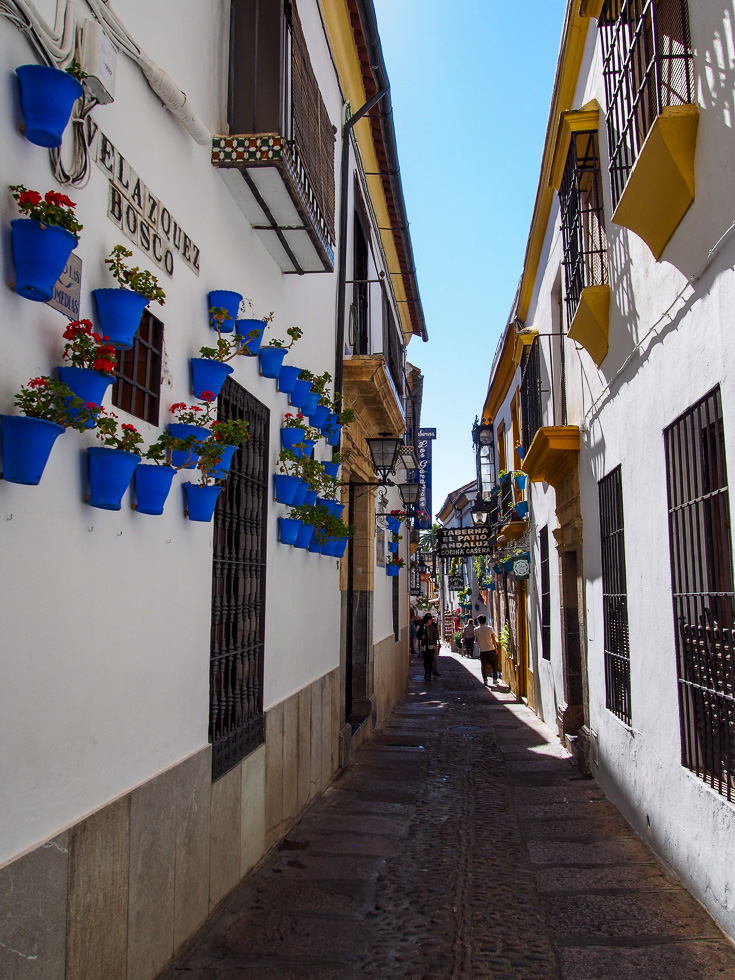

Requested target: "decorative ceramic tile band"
[{"left": 211, "top": 134, "right": 284, "bottom": 165}]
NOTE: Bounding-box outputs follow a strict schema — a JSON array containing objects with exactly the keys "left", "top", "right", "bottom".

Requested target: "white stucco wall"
[{"left": 0, "top": 0, "right": 373, "bottom": 866}]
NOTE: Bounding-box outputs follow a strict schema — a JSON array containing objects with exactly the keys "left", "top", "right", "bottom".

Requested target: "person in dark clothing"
[{"left": 420, "top": 613, "right": 440, "bottom": 680}]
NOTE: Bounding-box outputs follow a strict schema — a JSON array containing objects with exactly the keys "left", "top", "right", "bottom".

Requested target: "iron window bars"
[
  {"left": 111, "top": 311, "right": 163, "bottom": 426},
  {"left": 559, "top": 130, "right": 608, "bottom": 327},
  {"left": 540, "top": 526, "right": 551, "bottom": 661},
  {"left": 520, "top": 335, "right": 543, "bottom": 452},
  {"left": 665, "top": 386, "right": 735, "bottom": 802},
  {"left": 599, "top": 0, "right": 695, "bottom": 210},
  {"left": 210, "top": 379, "right": 269, "bottom": 781},
  {"left": 598, "top": 466, "right": 631, "bottom": 724}
]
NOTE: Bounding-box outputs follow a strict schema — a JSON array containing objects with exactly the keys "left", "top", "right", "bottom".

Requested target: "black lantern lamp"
[
  {"left": 472, "top": 416, "right": 496, "bottom": 499},
  {"left": 397, "top": 479, "right": 421, "bottom": 515},
  {"left": 366, "top": 433, "right": 403, "bottom": 484}
]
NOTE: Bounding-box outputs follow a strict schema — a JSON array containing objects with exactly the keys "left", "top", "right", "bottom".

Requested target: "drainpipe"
[{"left": 334, "top": 87, "right": 388, "bottom": 404}]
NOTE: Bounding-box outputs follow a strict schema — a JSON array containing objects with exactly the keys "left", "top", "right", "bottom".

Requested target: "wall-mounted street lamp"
[
  {"left": 471, "top": 416, "right": 498, "bottom": 527},
  {"left": 366, "top": 433, "right": 403, "bottom": 484}
]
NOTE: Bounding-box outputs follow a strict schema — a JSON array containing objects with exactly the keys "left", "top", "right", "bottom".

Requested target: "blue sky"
[{"left": 372, "top": 0, "right": 567, "bottom": 515}]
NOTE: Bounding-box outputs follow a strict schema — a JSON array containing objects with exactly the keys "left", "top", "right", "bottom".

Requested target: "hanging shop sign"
[
  {"left": 47, "top": 252, "right": 82, "bottom": 318},
  {"left": 86, "top": 120, "right": 200, "bottom": 279},
  {"left": 448, "top": 573, "right": 465, "bottom": 591},
  {"left": 437, "top": 525, "right": 496, "bottom": 558},
  {"left": 416, "top": 428, "right": 436, "bottom": 527},
  {"left": 513, "top": 555, "right": 531, "bottom": 579}
]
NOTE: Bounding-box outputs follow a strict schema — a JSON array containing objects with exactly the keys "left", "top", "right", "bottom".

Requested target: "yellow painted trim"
[
  {"left": 579, "top": 0, "right": 604, "bottom": 18},
  {"left": 516, "top": 9, "right": 590, "bottom": 323},
  {"left": 567, "top": 283, "right": 610, "bottom": 366},
  {"left": 549, "top": 100, "right": 601, "bottom": 192},
  {"left": 483, "top": 328, "right": 516, "bottom": 421},
  {"left": 521, "top": 426, "right": 580, "bottom": 488},
  {"left": 320, "top": 0, "right": 415, "bottom": 338},
  {"left": 513, "top": 328, "right": 538, "bottom": 365},
  {"left": 611, "top": 104, "right": 699, "bottom": 260}
]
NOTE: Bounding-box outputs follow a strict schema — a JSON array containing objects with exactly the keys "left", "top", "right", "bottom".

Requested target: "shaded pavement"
[{"left": 162, "top": 649, "right": 735, "bottom": 979}]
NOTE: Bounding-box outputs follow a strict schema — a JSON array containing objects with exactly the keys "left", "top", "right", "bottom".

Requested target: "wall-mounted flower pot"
[
  {"left": 326, "top": 422, "right": 342, "bottom": 447},
  {"left": 291, "top": 479, "right": 308, "bottom": 507},
  {"left": 278, "top": 364, "right": 301, "bottom": 394},
  {"left": 321, "top": 538, "right": 338, "bottom": 557},
  {"left": 290, "top": 379, "right": 312, "bottom": 409},
  {"left": 273, "top": 473, "right": 301, "bottom": 505},
  {"left": 278, "top": 516, "right": 301, "bottom": 545},
  {"left": 57, "top": 366, "right": 112, "bottom": 427},
  {"left": 301, "top": 391, "right": 319, "bottom": 416},
  {"left": 87, "top": 447, "right": 141, "bottom": 510},
  {"left": 300, "top": 439, "right": 316, "bottom": 458},
  {"left": 208, "top": 445, "right": 236, "bottom": 481},
  {"left": 208, "top": 291, "right": 242, "bottom": 333},
  {"left": 260, "top": 346, "right": 288, "bottom": 379},
  {"left": 386, "top": 516, "right": 401, "bottom": 534},
  {"left": 190, "top": 358, "right": 233, "bottom": 400},
  {"left": 15, "top": 65, "right": 83, "bottom": 147},
  {"left": 322, "top": 460, "right": 340, "bottom": 479},
  {"left": 502, "top": 558, "right": 514, "bottom": 572},
  {"left": 304, "top": 489, "right": 317, "bottom": 507},
  {"left": 514, "top": 473, "right": 527, "bottom": 491},
  {"left": 0, "top": 415, "right": 64, "bottom": 485},
  {"left": 11, "top": 219, "right": 77, "bottom": 302},
  {"left": 183, "top": 482, "right": 222, "bottom": 522},
  {"left": 92, "top": 288, "right": 149, "bottom": 349},
  {"left": 388, "top": 540, "right": 399, "bottom": 554},
  {"left": 134, "top": 463, "right": 176, "bottom": 515},
  {"left": 281, "top": 427, "right": 305, "bottom": 455},
  {"left": 168, "top": 423, "right": 209, "bottom": 468},
  {"left": 294, "top": 522, "right": 314, "bottom": 549},
  {"left": 308, "top": 404, "right": 329, "bottom": 429},
  {"left": 236, "top": 318, "right": 265, "bottom": 355},
  {"left": 308, "top": 536, "right": 323, "bottom": 554},
  {"left": 514, "top": 501, "right": 529, "bottom": 520},
  {"left": 333, "top": 538, "right": 348, "bottom": 558},
  {"left": 386, "top": 564, "right": 400, "bottom": 577}
]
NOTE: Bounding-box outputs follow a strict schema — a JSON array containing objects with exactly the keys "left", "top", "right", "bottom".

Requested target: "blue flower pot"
[
  {"left": 386, "top": 517, "right": 401, "bottom": 534},
  {"left": 134, "top": 463, "right": 176, "bottom": 515},
  {"left": 11, "top": 219, "right": 77, "bottom": 302},
  {"left": 304, "top": 489, "right": 317, "bottom": 506},
  {"left": 334, "top": 538, "right": 348, "bottom": 558},
  {"left": 387, "top": 564, "right": 400, "bottom": 577},
  {"left": 294, "top": 522, "right": 314, "bottom": 549},
  {"left": 322, "top": 538, "right": 338, "bottom": 557},
  {"left": 183, "top": 482, "right": 222, "bottom": 522},
  {"left": 236, "top": 318, "right": 265, "bottom": 355},
  {"left": 260, "top": 346, "right": 288, "bottom": 379},
  {"left": 1, "top": 415, "right": 64, "bottom": 485},
  {"left": 16, "top": 65, "right": 83, "bottom": 147},
  {"left": 278, "top": 364, "right": 302, "bottom": 394},
  {"left": 514, "top": 473, "right": 527, "bottom": 491},
  {"left": 323, "top": 461, "right": 340, "bottom": 478},
  {"left": 290, "top": 379, "right": 312, "bottom": 409},
  {"left": 168, "top": 423, "right": 209, "bottom": 468},
  {"left": 301, "top": 439, "right": 316, "bottom": 458},
  {"left": 190, "top": 358, "right": 233, "bottom": 400},
  {"left": 57, "top": 366, "right": 112, "bottom": 427},
  {"left": 208, "top": 290, "right": 242, "bottom": 333},
  {"left": 514, "top": 500, "right": 529, "bottom": 519},
  {"left": 321, "top": 412, "right": 337, "bottom": 435},
  {"left": 87, "top": 447, "right": 140, "bottom": 510},
  {"left": 309, "top": 404, "right": 329, "bottom": 429},
  {"left": 274, "top": 473, "right": 301, "bottom": 505},
  {"left": 388, "top": 540, "right": 399, "bottom": 553},
  {"left": 281, "top": 427, "right": 306, "bottom": 454},
  {"left": 292, "top": 479, "right": 308, "bottom": 507},
  {"left": 301, "top": 391, "right": 320, "bottom": 416},
  {"left": 278, "top": 517, "right": 302, "bottom": 545},
  {"left": 209, "top": 444, "right": 237, "bottom": 480},
  {"left": 308, "top": 536, "right": 323, "bottom": 554},
  {"left": 502, "top": 558, "right": 514, "bottom": 572},
  {"left": 326, "top": 422, "right": 342, "bottom": 447},
  {"left": 92, "top": 288, "right": 149, "bottom": 350}
]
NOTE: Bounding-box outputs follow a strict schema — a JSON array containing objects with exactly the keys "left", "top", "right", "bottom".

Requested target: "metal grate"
[
  {"left": 520, "top": 335, "right": 542, "bottom": 451},
  {"left": 599, "top": 0, "right": 695, "bottom": 210},
  {"left": 499, "top": 472, "right": 514, "bottom": 521},
  {"left": 111, "top": 311, "right": 163, "bottom": 425},
  {"left": 665, "top": 387, "right": 735, "bottom": 801},
  {"left": 540, "top": 526, "right": 551, "bottom": 661},
  {"left": 210, "top": 378, "right": 269, "bottom": 781},
  {"left": 599, "top": 466, "right": 631, "bottom": 724},
  {"left": 559, "top": 130, "right": 608, "bottom": 325}
]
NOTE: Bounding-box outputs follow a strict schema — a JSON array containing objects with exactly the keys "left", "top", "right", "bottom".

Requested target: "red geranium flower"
[
  {"left": 200, "top": 391, "right": 216, "bottom": 403},
  {"left": 18, "top": 190, "right": 41, "bottom": 207}
]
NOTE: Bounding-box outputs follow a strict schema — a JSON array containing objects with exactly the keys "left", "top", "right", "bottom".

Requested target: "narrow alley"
[{"left": 163, "top": 650, "right": 735, "bottom": 980}]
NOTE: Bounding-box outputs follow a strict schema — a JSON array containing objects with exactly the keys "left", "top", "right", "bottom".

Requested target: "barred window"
[
  {"left": 665, "top": 387, "right": 735, "bottom": 801},
  {"left": 520, "top": 335, "right": 542, "bottom": 452},
  {"left": 559, "top": 130, "right": 608, "bottom": 326},
  {"left": 540, "top": 526, "right": 551, "bottom": 661},
  {"left": 599, "top": 466, "right": 631, "bottom": 724},
  {"left": 111, "top": 310, "right": 163, "bottom": 426},
  {"left": 599, "top": 0, "right": 695, "bottom": 209}
]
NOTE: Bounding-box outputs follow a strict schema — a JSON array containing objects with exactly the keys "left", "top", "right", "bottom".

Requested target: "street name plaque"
[{"left": 437, "top": 526, "right": 495, "bottom": 558}]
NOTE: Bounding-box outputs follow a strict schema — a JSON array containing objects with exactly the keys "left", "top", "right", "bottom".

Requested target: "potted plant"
[
  {"left": 234, "top": 298, "right": 274, "bottom": 356},
  {"left": 280, "top": 412, "right": 307, "bottom": 455},
  {"left": 93, "top": 245, "right": 166, "bottom": 349},
  {"left": 168, "top": 397, "right": 216, "bottom": 468},
  {"left": 191, "top": 306, "right": 269, "bottom": 398},
  {"left": 386, "top": 510, "right": 404, "bottom": 534},
  {"left": 386, "top": 556, "right": 405, "bottom": 577},
  {"left": 388, "top": 533, "right": 402, "bottom": 554},
  {"left": 133, "top": 431, "right": 180, "bottom": 516},
  {"left": 259, "top": 326, "right": 303, "bottom": 379},
  {"left": 182, "top": 438, "right": 228, "bottom": 522},
  {"left": 9, "top": 185, "right": 82, "bottom": 302},
  {"left": 207, "top": 291, "right": 242, "bottom": 333},
  {"left": 289, "top": 369, "right": 313, "bottom": 410},
  {"left": 513, "top": 470, "right": 527, "bottom": 491},
  {"left": 297, "top": 370, "right": 332, "bottom": 423},
  {"left": 324, "top": 398, "right": 355, "bottom": 447},
  {"left": 207, "top": 417, "right": 250, "bottom": 479},
  {"left": 57, "top": 318, "right": 118, "bottom": 423},
  {"left": 15, "top": 62, "right": 84, "bottom": 147},
  {"left": 87, "top": 409, "right": 144, "bottom": 510},
  {"left": 1, "top": 376, "right": 95, "bottom": 485}
]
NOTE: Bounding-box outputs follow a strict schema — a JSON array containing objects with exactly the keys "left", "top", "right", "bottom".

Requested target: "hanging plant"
[
  {"left": 9, "top": 185, "right": 82, "bottom": 302},
  {"left": 93, "top": 246, "right": 166, "bottom": 349}
]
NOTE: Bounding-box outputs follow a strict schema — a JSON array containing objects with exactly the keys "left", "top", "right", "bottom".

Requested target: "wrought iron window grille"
[
  {"left": 111, "top": 310, "right": 163, "bottom": 426},
  {"left": 599, "top": 0, "right": 695, "bottom": 210},
  {"left": 559, "top": 130, "right": 608, "bottom": 326},
  {"left": 598, "top": 466, "right": 631, "bottom": 724},
  {"left": 540, "top": 526, "right": 552, "bottom": 662},
  {"left": 520, "top": 335, "right": 543, "bottom": 451},
  {"left": 210, "top": 378, "right": 269, "bottom": 781},
  {"left": 665, "top": 386, "right": 735, "bottom": 801}
]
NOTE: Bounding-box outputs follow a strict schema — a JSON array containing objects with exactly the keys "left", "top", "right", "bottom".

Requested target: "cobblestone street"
[{"left": 163, "top": 650, "right": 735, "bottom": 980}]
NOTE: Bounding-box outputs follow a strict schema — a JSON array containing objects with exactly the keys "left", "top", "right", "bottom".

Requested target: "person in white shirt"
[{"left": 474, "top": 615, "right": 499, "bottom": 687}]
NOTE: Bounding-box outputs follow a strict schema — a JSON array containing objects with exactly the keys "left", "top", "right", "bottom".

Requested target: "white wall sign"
[
  {"left": 86, "top": 119, "right": 200, "bottom": 278},
  {"left": 47, "top": 253, "right": 82, "bottom": 319}
]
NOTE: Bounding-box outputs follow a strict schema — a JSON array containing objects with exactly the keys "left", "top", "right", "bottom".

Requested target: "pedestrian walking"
[
  {"left": 474, "top": 614, "right": 499, "bottom": 687},
  {"left": 420, "top": 613, "right": 440, "bottom": 680},
  {"left": 461, "top": 617, "right": 476, "bottom": 658},
  {"left": 410, "top": 610, "right": 419, "bottom": 658}
]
